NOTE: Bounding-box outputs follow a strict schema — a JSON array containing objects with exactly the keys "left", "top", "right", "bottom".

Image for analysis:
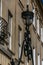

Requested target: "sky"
[{"left": 41, "top": 0, "right": 43, "bottom": 4}]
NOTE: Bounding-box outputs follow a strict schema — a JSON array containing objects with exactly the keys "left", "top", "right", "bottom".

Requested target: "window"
[
  {"left": 41, "top": 28, "right": 43, "bottom": 42},
  {"left": 32, "top": 7, "right": 36, "bottom": 27},
  {"left": 18, "top": 26, "right": 22, "bottom": 58},
  {"left": 37, "top": 18, "right": 40, "bottom": 35},
  {"left": 38, "top": 54, "right": 40, "bottom": 65},
  {"left": 33, "top": 48, "right": 36, "bottom": 65},
  {"left": 8, "top": 10, "right": 13, "bottom": 50}
]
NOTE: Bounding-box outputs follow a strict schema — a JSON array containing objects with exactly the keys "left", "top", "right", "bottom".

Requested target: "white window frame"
[
  {"left": 41, "top": 28, "right": 43, "bottom": 42},
  {"left": 8, "top": 11, "right": 12, "bottom": 50},
  {"left": 38, "top": 54, "right": 40, "bottom": 65},
  {"left": 33, "top": 48, "right": 36, "bottom": 65},
  {"left": 9, "top": 18, "right": 12, "bottom": 50},
  {"left": 37, "top": 18, "right": 40, "bottom": 35}
]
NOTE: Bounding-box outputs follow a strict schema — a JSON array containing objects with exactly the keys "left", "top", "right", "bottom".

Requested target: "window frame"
[
  {"left": 18, "top": 25, "right": 22, "bottom": 59},
  {"left": 8, "top": 10, "right": 13, "bottom": 50}
]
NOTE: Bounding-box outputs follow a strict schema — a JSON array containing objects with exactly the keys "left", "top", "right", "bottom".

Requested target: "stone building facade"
[{"left": 0, "top": 0, "right": 43, "bottom": 65}]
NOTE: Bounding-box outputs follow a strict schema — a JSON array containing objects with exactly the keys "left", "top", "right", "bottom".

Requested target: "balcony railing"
[{"left": 0, "top": 17, "right": 9, "bottom": 44}]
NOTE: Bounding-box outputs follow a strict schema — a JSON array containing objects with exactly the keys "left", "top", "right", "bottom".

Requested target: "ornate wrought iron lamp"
[
  {"left": 22, "top": 5, "right": 33, "bottom": 25},
  {"left": 21, "top": 5, "right": 34, "bottom": 64}
]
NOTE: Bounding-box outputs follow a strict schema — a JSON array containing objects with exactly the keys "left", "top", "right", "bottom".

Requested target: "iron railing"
[{"left": 0, "top": 17, "right": 9, "bottom": 44}]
